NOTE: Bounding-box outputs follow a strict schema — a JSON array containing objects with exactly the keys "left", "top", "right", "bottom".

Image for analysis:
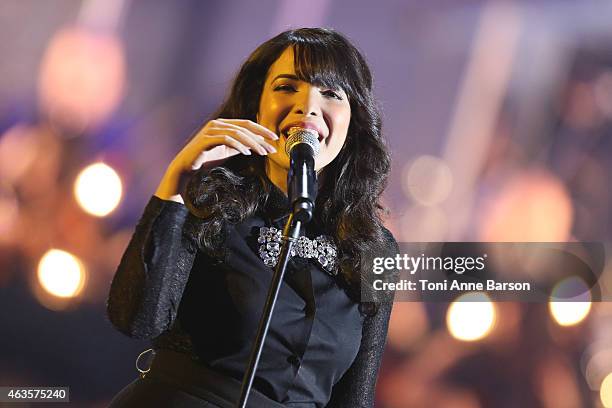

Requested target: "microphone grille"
[{"left": 285, "top": 127, "right": 320, "bottom": 157}]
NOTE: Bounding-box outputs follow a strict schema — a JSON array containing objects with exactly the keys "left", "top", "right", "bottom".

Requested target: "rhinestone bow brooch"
[{"left": 257, "top": 226, "right": 338, "bottom": 275}]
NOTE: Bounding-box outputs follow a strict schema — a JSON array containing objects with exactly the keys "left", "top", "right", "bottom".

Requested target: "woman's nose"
[{"left": 293, "top": 88, "right": 321, "bottom": 116}]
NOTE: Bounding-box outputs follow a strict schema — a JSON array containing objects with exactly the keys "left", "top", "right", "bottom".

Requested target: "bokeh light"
[
  {"left": 584, "top": 347, "right": 612, "bottom": 391},
  {"left": 477, "top": 170, "right": 573, "bottom": 241},
  {"left": 38, "top": 26, "right": 125, "bottom": 132},
  {"left": 74, "top": 162, "right": 123, "bottom": 217},
  {"left": 402, "top": 155, "right": 453, "bottom": 206},
  {"left": 446, "top": 292, "right": 496, "bottom": 342},
  {"left": 37, "top": 249, "right": 86, "bottom": 298},
  {"left": 549, "top": 276, "right": 592, "bottom": 327},
  {"left": 601, "top": 372, "right": 612, "bottom": 407},
  {"left": 0, "top": 124, "right": 40, "bottom": 185}
]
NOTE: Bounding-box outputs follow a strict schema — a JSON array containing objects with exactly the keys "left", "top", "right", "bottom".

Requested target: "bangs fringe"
[{"left": 292, "top": 41, "right": 354, "bottom": 96}]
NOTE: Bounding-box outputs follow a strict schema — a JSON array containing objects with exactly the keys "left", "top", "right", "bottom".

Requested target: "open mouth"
[{"left": 280, "top": 127, "right": 325, "bottom": 143}]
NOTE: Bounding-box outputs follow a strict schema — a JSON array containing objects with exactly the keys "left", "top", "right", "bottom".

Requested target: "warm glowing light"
[
  {"left": 478, "top": 170, "right": 573, "bottom": 241},
  {"left": 74, "top": 162, "right": 122, "bottom": 216},
  {"left": 549, "top": 277, "right": 591, "bottom": 326},
  {"left": 37, "top": 249, "right": 85, "bottom": 298},
  {"left": 0, "top": 124, "right": 39, "bottom": 184},
  {"left": 549, "top": 301, "right": 592, "bottom": 326},
  {"left": 446, "top": 292, "right": 495, "bottom": 341},
  {"left": 601, "top": 372, "right": 612, "bottom": 407},
  {"left": 584, "top": 348, "right": 612, "bottom": 391},
  {"left": 38, "top": 26, "right": 125, "bottom": 131},
  {"left": 402, "top": 155, "right": 453, "bottom": 206}
]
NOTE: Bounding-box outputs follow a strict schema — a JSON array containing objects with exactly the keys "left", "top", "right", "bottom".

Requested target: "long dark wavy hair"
[{"left": 183, "top": 28, "right": 395, "bottom": 316}]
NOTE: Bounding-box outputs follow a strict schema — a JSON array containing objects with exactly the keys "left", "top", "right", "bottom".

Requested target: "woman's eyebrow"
[{"left": 272, "top": 74, "right": 300, "bottom": 82}]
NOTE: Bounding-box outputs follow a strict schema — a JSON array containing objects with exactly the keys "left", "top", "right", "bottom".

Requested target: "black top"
[{"left": 107, "top": 182, "right": 395, "bottom": 408}]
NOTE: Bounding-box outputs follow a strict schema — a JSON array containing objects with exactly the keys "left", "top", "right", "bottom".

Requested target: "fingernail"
[{"left": 243, "top": 149, "right": 251, "bottom": 155}]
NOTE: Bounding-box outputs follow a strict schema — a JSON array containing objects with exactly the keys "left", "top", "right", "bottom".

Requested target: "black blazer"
[{"left": 107, "top": 188, "right": 395, "bottom": 407}]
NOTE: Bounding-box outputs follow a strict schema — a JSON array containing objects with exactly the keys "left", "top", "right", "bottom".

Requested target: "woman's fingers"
[
  {"left": 214, "top": 120, "right": 278, "bottom": 153},
  {"left": 191, "top": 145, "right": 241, "bottom": 170},
  {"left": 177, "top": 118, "right": 280, "bottom": 173},
  {"left": 206, "top": 127, "right": 271, "bottom": 155},
  {"left": 217, "top": 118, "right": 279, "bottom": 141},
  {"left": 207, "top": 134, "right": 253, "bottom": 156}
]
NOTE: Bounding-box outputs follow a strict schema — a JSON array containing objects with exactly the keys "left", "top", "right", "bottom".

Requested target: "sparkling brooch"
[{"left": 257, "top": 226, "right": 339, "bottom": 275}]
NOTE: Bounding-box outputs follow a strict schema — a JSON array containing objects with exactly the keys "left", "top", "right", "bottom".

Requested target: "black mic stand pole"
[
  {"left": 237, "top": 142, "right": 316, "bottom": 408},
  {"left": 236, "top": 210, "right": 301, "bottom": 408}
]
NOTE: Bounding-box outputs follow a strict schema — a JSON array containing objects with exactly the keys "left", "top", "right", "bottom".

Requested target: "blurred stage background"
[{"left": 1, "top": 0, "right": 612, "bottom": 406}]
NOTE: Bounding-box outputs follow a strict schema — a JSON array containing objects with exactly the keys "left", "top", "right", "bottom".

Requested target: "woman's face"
[{"left": 257, "top": 46, "right": 351, "bottom": 172}]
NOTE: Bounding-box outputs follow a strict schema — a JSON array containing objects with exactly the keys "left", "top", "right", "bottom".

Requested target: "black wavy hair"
[{"left": 183, "top": 28, "right": 395, "bottom": 316}]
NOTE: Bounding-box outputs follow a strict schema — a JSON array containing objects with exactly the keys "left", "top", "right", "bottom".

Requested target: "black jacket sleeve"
[
  {"left": 326, "top": 227, "right": 398, "bottom": 408},
  {"left": 106, "top": 196, "right": 199, "bottom": 339},
  {"left": 325, "top": 298, "right": 394, "bottom": 408}
]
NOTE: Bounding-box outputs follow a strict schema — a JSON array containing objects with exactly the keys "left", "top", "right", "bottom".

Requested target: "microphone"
[{"left": 285, "top": 127, "right": 320, "bottom": 222}]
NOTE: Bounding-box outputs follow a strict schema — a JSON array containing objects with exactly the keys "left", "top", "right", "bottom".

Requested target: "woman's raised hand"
[
  {"left": 155, "top": 119, "right": 278, "bottom": 203},
  {"left": 182, "top": 119, "right": 278, "bottom": 170}
]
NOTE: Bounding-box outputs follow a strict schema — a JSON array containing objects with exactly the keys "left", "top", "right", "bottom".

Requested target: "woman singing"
[{"left": 107, "top": 27, "right": 397, "bottom": 408}]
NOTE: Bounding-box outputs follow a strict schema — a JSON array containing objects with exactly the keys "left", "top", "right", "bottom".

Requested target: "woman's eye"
[
  {"left": 274, "top": 84, "right": 296, "bottom": 92},
  {"left": 322, "top": 90, "right": 342, "bottom": 100}
]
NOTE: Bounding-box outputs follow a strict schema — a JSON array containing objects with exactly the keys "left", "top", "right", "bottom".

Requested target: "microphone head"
[{"left": 285, "top": 127, "right": 320, "bottom": 157}]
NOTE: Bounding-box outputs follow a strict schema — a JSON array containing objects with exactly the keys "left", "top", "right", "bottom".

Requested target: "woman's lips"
[{"left": 280, "top": 122, "right": 326, "bottom": 142}]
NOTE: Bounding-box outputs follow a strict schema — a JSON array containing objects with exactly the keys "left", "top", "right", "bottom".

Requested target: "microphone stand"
[
  {"left": 236, "top": 211, "right": 301, "bottom": 408},
  {"left": 237, "top": 135, "right": 317, "bottom": 407}
]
